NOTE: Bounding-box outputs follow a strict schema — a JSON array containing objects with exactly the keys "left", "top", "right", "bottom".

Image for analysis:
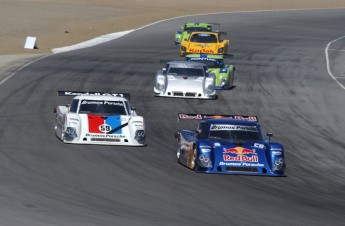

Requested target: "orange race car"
[{"left": 180, "top": 31, "right": 229, "bottom": 57}]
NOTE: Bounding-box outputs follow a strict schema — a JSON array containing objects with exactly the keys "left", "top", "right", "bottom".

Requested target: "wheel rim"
[
  {"left": 176, "top": 147, "right": 181, "bottom": 161},
  {"left": 190, "top": 148, "right": 196, "bottom": 169}
]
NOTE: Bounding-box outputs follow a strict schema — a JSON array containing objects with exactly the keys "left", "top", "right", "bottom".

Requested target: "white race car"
[
  {"left": 54, "top": 91, "right": 145, "bottom": 146},
  {"left": 154, "top": 61, "right": 216, "bottom": 99}
]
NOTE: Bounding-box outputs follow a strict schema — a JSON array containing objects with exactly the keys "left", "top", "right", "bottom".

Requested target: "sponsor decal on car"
[
  {"left": 85, "top": 133, "right": 126, "bottom": 138},
  {"left": 61, "top": 91, "right": 125, "bottom": 97},
  {"left": 210, "top": 124, "right": 258, "bottom": 132},
  {"left": 169, "top": 63, "right": 204, "bottom": 69},
  {"left": 178, "top": 114, "right": 203, "bottom": 119},
  {"left": 223, "top": 147, "right": 258, "bottom": 162},
  {"left": 87, "top": 114, "right": 123, "bottom": 134},
  {"left": 189, "top": 57, "right": 218, "bottom": 62},
  {"left": 81, "top": 100, "right": 124, "bottom": 106},
  {"left": 219, "top": 162, "right": 264, "bottom": 167},
  {"left": 189, "top": 48, "right": 215, "bottom": 54}
]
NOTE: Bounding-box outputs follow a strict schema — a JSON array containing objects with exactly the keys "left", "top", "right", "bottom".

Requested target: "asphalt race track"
[{"left": 1, "top": 9, "right": 345, "bottom": 226}]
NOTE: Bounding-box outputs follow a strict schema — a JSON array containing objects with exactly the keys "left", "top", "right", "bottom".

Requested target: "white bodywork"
[
  {"left": 154, "top": 61, "right": 216, "bottom": 99},
  {"left": 54, "top": 94, "right": 145, "bottom": 146}
]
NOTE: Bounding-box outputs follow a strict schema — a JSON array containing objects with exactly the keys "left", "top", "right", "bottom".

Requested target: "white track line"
[
  {"left": 328, "top": 48, "right": 345, "bottom": 52},
  {"left": 51, "top": 30, "right": 135, "bottom": 53},
  {"left": 0, "top": 55, "right": 51, "bottom": 86},
  {"left": 325, "top": 36, "right": 345, "bottom": 90}
]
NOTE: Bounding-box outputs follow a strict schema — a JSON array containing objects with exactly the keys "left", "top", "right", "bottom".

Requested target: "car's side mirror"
[
  {"left": 162, "top": 68, "right": 167, "bottom": 75},
  {"left": 131, "top": 107, "right": 137, "bottom": 116},
  {"left": 267, "top": 133, "right": 273, "bottom": 141},
  {"left": 66, "top": 104, "right": 71, "bottom": 112},
  {"left": 174, "top": 132, "right": 179, "bottom": 139},
  {"left": 53, "top": 107, "right": 57, "bottom": 113}
]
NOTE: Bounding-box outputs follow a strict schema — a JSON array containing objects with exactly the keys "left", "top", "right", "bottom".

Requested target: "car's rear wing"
[
  {"left": 218, "top": 31, "right": 227, "bottom": 36},
  {"left": 177, "top": 113, "right": 258, "bottom": 122},
  {"left": 57, "top": 91, "right": 130, "bottom": 100}
]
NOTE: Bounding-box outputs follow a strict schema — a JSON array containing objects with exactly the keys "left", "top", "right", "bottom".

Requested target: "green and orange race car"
[{"left": 186, "top": 54, "right": 235, "bottom": 90}]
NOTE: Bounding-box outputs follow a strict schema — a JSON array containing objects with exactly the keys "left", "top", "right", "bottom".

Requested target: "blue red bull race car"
[{"left": 175, "top": 113, "right": 286, "bottom": 176}]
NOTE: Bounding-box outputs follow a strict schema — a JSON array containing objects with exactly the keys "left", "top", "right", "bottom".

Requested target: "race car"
[
  {"left": 175, "top": 22, "right": 215, "bottom": 45},
  {"left": 153, "top": 61, "right": 216, "bottom": 99},
  {"left": 180, "top": 31, "right": 229, "bottom": 57},
  {"left": 186, "top": 54, "right": 235, "bottom": 89},
  {"left": 175, "top": 113, "right": 286, "bottom": 176},
  {"left": 54, "top": 91, "right": 145, "bottom": 146}
]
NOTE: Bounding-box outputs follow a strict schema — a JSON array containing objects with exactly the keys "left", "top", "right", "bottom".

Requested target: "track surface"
[{"left": 1, "top": 9, "right": 345, "bottom": 226}]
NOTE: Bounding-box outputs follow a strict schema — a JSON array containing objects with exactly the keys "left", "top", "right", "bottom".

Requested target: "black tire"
[{"left": 190, "top": 146, "right": 197, "bottom": 170}]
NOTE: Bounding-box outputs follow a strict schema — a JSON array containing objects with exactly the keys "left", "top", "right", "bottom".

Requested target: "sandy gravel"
[{"left": 1, "top": 0, "right": 345, "bottom": 55}]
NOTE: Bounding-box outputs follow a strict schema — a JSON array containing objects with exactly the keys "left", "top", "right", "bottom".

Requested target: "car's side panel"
[
  {"left": 54, "top": 106, "right": 69, "bottom": 140},
  {"left": 177, "top": 130, "right": 198, "bottom": 169}
]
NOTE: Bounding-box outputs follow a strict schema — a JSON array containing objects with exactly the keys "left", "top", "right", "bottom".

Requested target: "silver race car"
[
  {"left": 154, "top": 61, "right": 216, "bottom": 99},
  {"left": 54, "top": 91, "right": 145, "bottom": 146}
]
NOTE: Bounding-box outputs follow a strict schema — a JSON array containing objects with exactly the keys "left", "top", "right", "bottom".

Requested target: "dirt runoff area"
[{"left": 1, "top": 0, "right": 345, "bottom": 55}]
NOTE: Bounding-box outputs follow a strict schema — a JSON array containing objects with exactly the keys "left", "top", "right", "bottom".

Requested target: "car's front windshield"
[
  {"left": 209, "top": 124, "right": 262, "bottom": 142},
  {"left": 190, "top": 34, "right": 217, "bottom": 43},
  {"left": 168, "top": 67, "right": 204, "bottom": 77},
  {"left": 78, "top": 100, "right": 128, "bottom": 115}
]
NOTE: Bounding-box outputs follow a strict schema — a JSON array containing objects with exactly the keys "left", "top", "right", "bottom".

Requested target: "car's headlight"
[
  {"left": 181, "top": 46, "right": 186, "bottom": 51},
  {"left": 218, "top": 47, "right": 224, "bottom": 53},
  {"left": 134, "top": 130, "right": 145, "bottom": 144},
  {"left": 156, "top": 81, "right": 165, "bottom": 91},
  {"left": 198, "top": 154, "right": 213, "bottom": 168},
  {"left": 272, "top": 157, "right": 284, "bottom": 171},
  {"left": 205, "top": 84, "right": 215, "bottom": 94},
  {"left": 155, "top": 75, "right": 166, "bottom": 92},
  {"left": 65, "top": 127, "right": 78, "bottom": 140},
  {"left": 219, "top": 78, "right": 227, "bottom": 87}
]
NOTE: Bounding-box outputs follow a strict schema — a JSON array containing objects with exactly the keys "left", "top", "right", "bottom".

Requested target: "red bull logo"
[{"left": 223, "top": 147, "right": 258, "bottom": 162}]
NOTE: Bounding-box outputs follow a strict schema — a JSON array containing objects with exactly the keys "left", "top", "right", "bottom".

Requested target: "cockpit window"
[
  {"left": 168, "top": 67, "right": 204, "bottom": 77},
  {"left": 70, "top": 99, "right": 79, "bottom": 113},
  {"left": 190, "top": 34, "right": 217, "bottom": 43},
  {"left": 78, "top": 100, "right": 128, "bottom": 115},
  {"left": 209, "top": 124, "right": 262, "bottom": 142}
]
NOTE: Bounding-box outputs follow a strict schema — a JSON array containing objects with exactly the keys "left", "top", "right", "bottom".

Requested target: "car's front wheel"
[
  {"left": 189, "top": 146, "right": 197, "bottom": 170},
  {"left": 230, "top": 71, "right": 235, "bottom": 88},
  {"left": 177, "top": 147, "right": 182, "bottom": 162}
]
